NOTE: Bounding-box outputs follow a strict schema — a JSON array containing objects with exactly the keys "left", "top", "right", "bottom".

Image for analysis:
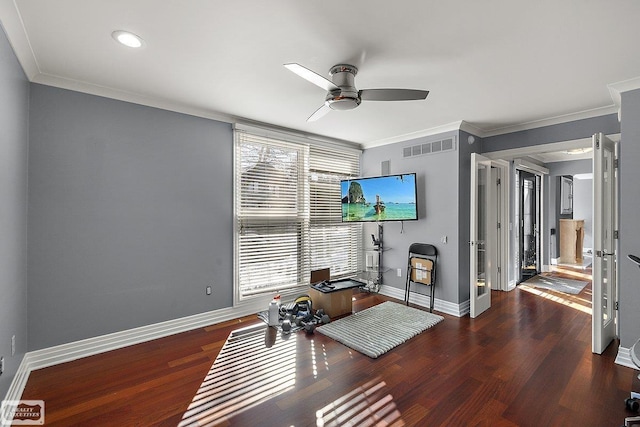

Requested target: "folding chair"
[{"left": 404, "top": 243, "right": 437, "bottom": 312}]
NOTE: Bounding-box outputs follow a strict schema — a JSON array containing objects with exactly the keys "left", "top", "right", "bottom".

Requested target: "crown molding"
[
  {"left": 32, "top": 72, "right": 239, "bottom": 124},
  {"left": 0, "top": 0, "right": 40, "bottom": 79},
  {"left": 479, "top": 105, "right": 619, "bottom": 138},
  {"left": 608, "top": 76, "right": 640, "bottom": 122},
  {"left": 608, "top": 76, "right": 640, "bottom": 107},
  {"left": 362, "top": 121, "right": 464, "bottom": 149}
]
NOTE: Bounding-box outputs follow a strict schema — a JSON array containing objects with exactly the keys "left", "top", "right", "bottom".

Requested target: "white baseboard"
[
  {"left": 616, "top": 345, "right": 639, "bottom": 370},
  {"left": 5, "top": 286, "right": 470, "bottom": 403},
  {"left": 378, "top": 285, "right": 468, "bottom": 317},
  {"left": 4, "top": 297, "right": 270, "bottom": 403}
]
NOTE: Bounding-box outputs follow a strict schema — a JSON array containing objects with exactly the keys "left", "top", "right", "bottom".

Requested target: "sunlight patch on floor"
[
  {"left": 316, "top": 377, "right": 404, "bottom": 427},
  {"left": 179, "top": 323, "right": 297, "bottom": 426},
  {"left": 519, "top": 284, "right": 592, "bottom": 315}
]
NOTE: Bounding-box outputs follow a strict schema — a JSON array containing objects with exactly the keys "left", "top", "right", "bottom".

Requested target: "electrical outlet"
[
  {"left": 0, "top": 356, "right": 4, "bottom": 375},
  {"left": 206, "top": 286, "right": 212, "bottom": 295},
  {"left": 11, "top": 335, "right": 15, "bottom": 356}
]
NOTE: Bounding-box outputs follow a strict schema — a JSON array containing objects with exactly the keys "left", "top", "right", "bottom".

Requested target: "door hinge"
[
  {"left": 614, "top": 230, "right": 619, "bottom": 239},
  {"left": 614, "top": 159, "right": 619, "bottom": 169},
  {"left": 595, "top": 135, "right": 600, "bottom": 149},
  {"left": 497, "top": 222, "right": 501, "bottom": 229},
  {"left": 498, "top": 266, "right": 501, "bottom": 274},
  {"left": 615, "top": 301, "right": 619, "bottom": 310},
  {"left": 497, "top": 178, "right": 501, "bottom": 185}
]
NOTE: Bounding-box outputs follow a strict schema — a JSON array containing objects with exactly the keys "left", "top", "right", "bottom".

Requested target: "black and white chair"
[{"left": 404, "top": 243, "right": 437, "bottom": 312}]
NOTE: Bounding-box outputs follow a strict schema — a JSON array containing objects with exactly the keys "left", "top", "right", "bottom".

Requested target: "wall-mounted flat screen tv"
[{"left": 341, "top": 173, "right": 418, "bottom": 222}]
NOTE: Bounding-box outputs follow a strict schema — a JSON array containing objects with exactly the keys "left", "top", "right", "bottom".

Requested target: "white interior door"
[
  {"left": 489, "top": 167, "right": 499, "bottom": 290},
  {"left": 592, "top": 132, "right": 617, "bottom": 354},
  {"left": 471, "top": 153, "right": 493, "bottom": 318}
]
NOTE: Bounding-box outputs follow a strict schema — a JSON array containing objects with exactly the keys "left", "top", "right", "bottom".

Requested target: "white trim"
[
  {"left": 507, "top": 280, "right": 517, "bottom": 291},
  {"left": 493, "top": 159, "right": 511, "bottom": 292},
  {"left": 615, "top": 345, "right": 638, "bottom": 370},
  {"left": 3, "top": 356, "right": 30, "bottom": 404},
  {"left": 4, "top": 301, "right": 266, "bottom": 403},
  {"left": 483, "top": 134, "right": 621, "bottom": 163},
  {"left": 513, "top": 158, "right": 549, "bottom": 175},
  {"left": 608, "top": 76, "right": 640, "bottom": 108},
  {"left": 363, "top": 121, "right": 465, "bottom": 148},
  {"left": 378, "top": 285, "right": 468, "bottom": 317},
  {"left": 480, "top": 105, "right": 619, "bottom": 137},
  {"left": 233, "top": 122, "right": 362, "bottom": 153},
  {"left": 32, "top": 72, "right": 239, "bottom": 124},
  {"left": 0, "top": 0, "right": 39, "bottom": 80},
  {"left": 5, "top": 286, "right": 465, "bottom": 402}
]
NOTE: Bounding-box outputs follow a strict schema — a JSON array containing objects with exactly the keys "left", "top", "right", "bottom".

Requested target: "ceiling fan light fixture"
[
  {"left": 112, "top": 30, "right": 144, "bottom": 48},
  {"left": 284, "top": 62, "right": 430, "bottom": 121},
  {"left": 326, "top": 94, "right": 361, "bottom": 111}
]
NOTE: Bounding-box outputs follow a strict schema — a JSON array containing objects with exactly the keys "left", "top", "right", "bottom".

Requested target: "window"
[{"left": 235, "top": 126, "right": 361, "bottom": 300}]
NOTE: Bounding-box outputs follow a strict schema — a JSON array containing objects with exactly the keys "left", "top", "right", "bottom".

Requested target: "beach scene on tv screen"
[{"left": 341, "top": 174, "right": 417, "bottom": 221}]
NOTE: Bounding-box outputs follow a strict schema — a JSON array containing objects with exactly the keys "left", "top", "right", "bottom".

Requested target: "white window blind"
[{"left": 235, "top": 128, "right": 361, "bottom": 299}]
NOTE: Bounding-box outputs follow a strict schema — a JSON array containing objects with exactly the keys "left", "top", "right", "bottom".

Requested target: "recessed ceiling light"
[{"left": 112, "top": 30, "right": 144, "bottom": 48}]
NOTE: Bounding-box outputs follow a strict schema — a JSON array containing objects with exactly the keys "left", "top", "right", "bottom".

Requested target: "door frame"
[
  {"left": 481, "top": 134, "right": 620, "bottom": 352},
  {"left": 513, "top": 159, "right": 548, "bottom": 284},
  {"left": 470, "top": 155, "right": 510, "bottom": 316},
  {"left": 592, "top": 132, "right": 618, "bottom": 354},
  {"left": 493, "top": 160, "right": 511, "bottom": 291},
  {"left": 470, "top": 153, "right": 493, "bottom": 318}
]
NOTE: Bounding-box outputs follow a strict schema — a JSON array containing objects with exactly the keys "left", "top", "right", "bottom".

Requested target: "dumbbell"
[
  {"left": 314, "top": 309, "right": 330, "bottom": 324},
  {"left": 302, "top": 320, "right": 315, "bottom": 334},
  {"left": 281, "top": 313, "right": 293, "bottom": 334},
  {"left": 281, "top": 318, "right": 292, "bottom": 333}
]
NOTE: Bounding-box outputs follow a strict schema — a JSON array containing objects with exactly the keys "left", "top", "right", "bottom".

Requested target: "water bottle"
[{"left": 268, "top": 295, "right": 280, "bottom": 326}]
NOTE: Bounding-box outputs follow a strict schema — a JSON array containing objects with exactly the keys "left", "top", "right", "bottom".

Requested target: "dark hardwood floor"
[{"left": 19, "top": 273, "right": 637, "bottom": 426}]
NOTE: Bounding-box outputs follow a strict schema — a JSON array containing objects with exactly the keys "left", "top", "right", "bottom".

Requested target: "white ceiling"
[{"left": 2, "top": 0, "right": 640, "bottom": 147}]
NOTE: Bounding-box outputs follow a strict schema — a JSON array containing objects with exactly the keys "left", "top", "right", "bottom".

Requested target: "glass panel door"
[
  {"left": 592, "top": 132, "right": 617, "bottom": 354},
  {"left": 471, "top": 153, "right": 492, "bottom": 317}
]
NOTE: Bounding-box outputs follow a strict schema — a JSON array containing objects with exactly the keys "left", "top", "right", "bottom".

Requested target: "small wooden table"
[{"left": 308, "top": 278, "right": 363, "bottom": 319}]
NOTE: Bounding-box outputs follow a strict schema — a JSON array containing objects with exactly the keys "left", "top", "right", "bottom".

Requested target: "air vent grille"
[{"left": 403, "top": 136, "right": 457, "bottom": 158}]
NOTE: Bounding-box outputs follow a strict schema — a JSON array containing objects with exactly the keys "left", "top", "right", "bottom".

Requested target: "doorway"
[
  {"left": 480, "top": 133, "right": 619, "bottom": 354},
  {"left": 517, "top": 170, "right": 541, "bottom": 283}
]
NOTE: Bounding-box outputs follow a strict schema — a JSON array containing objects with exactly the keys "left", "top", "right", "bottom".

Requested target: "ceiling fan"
[{"left": 284, "top": 63, "right": 430, "bottom": 121}]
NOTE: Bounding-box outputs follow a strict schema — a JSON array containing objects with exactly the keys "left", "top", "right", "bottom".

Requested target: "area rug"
[
  {"left": 522, "top": 273, "right": 588, "bottom": 295},
  {"left": 315, "top": 301, "right": 444, "bottom": 358}
]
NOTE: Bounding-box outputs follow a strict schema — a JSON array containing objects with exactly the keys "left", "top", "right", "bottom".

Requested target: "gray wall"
[
  {"left": 27, "top": 85, "right": 234, "bottom": 350},
  {"left": 619, "top": 88, "right": 640, "bottom": 349},
  {"left": 361, "top": 131, "right": 461, "bottom": 305},
  {"left": 0, "top": 24, "right": 29, "bottom": 398},
  {"left": 572, "top": 176, "right": 593, "bottom": 251},
  {"left": 483, "top": 114, "right": 620, "bottom": 152}
]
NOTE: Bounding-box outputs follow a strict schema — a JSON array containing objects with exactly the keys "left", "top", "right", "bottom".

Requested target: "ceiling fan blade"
[
  {"left": 284, "top": 63, "right": 339, "bottom": 92},
  {"left": 307, "top": 104, "right": 331, "bottom": 122},
  {"left": 359, "top": 89, "right": 429, "bottom": 101}
]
